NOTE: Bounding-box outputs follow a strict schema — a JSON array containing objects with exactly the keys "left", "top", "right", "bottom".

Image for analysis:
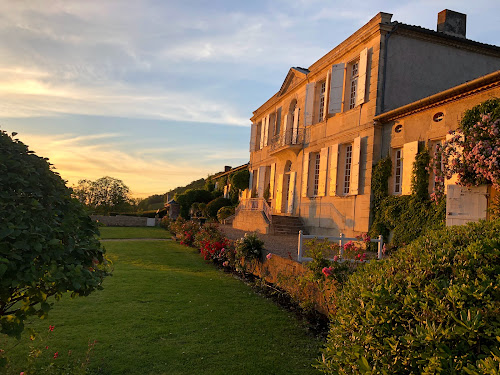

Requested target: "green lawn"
[
  {"left": 3, "top": 238, "right": 322, "bottom": 374},
  {"left": 99, "top": 226, "right": 171, "bottom": 239}
]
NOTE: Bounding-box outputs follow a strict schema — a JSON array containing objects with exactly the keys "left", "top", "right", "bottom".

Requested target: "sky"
[{"left": 1, "top": 0, "right": 499, "bottom": 198}]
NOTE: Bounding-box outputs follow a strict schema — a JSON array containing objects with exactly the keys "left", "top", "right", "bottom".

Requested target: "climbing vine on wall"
[{"left": 369, "top": 148, "right": 445, "bottom": 250}]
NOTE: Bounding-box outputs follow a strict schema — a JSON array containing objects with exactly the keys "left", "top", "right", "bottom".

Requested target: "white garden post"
[
  {"left": 339, "top": 233, "right": 344, "bottom": 258},
  {"left": 378, "top": 235, "right": 384, "bottom": 259},
  {"left": 298, "top": 230, "right": 303, "bottom": 262}
]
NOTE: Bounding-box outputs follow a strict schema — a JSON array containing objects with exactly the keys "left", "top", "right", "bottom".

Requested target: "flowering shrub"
[
  {"left": 194, "top": 223, "right": 232, "bottom": 261},
  {"left": 430, "top": 99, "right": 500, "bottom": 203},
  {"left": 234, "top": 233, "right": 264, "bottom": 262},
  {"left": 174, "top": 219, "right": 199, "bottom": 247}
]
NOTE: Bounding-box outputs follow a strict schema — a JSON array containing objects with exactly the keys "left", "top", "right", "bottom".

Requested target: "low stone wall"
[
  {"left": 232, "top": 210, "right": 269, "bottom": 234},
  {"left": 91, "top": 215, "right": 159, "bottom": 227},
  {"left": 243, "top": 254, "right": 335, "bottom": 316}
]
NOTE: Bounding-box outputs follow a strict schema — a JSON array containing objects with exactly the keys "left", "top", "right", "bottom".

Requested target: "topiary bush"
[
  {"left": 217, "top": 206, "right": 235, "bottom": 223},
  {"left": 205, "top": 197, "right": 231, "bottom": 219},
  {"left": 319, "top": 220, "right": 500, "bottom": 374},
  {"left": 0, "top": 131, "right": 111, "bottom": 343}
]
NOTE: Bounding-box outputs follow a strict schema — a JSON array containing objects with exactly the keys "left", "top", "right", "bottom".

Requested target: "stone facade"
[{"left": 240, "top": 10, "right": 500, "bottom": 237}]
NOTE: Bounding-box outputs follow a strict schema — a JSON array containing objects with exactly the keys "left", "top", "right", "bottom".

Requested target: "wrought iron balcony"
[{"left": 269, "top": 128, "right": 305, "bottom": 154}]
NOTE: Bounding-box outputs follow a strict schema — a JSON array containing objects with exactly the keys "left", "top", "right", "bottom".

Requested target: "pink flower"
[
  {"left": 333, "top": 255, "right": 339, "bottom": 262},
  {"left": 266, "top": 253, "right": 272, "bottom": 260},
  {"left": 322, "top": 267, "right": 332, "bottom": 277},
  {"left": 222, "top": 261, "right": 229, "bottom": 267}
]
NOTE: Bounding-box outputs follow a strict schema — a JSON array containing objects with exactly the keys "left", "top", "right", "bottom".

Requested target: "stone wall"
[
  {"left": 91, "top": 215, "right": 159, "bottom": 227},
  {"left": 232, "top": 210, "right": 270, "bottom": 234}
]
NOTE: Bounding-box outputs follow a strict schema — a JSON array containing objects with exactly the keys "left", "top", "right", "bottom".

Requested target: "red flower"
[
  {"left": 49, "top": 325, "right": 54, "bottom": 332},
  {"left": 53, "top": 351, "right": 59, "bottom": 359}
]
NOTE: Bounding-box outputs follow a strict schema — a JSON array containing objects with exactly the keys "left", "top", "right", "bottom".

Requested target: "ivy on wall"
[{"left": 369, "top": 148, "right": 446, "bottom": 250}]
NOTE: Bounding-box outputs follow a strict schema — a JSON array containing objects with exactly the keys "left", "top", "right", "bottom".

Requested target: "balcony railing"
[{"left": 270, "top": 128, "right": 305, "bottom": 153}]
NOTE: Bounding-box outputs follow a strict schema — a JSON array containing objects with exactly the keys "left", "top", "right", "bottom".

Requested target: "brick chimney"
[
  {"left": 224, "top": 166, "right": 232, "bottom": 172},
  {"left": 437, "top": 9, "right": 466, "bottom": 38}
]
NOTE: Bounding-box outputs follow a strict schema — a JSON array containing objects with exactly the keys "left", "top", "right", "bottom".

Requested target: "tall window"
[
  {"left": 343, "top": 145, "right": 353, "bottom": 194},
  {"left": 349, "top": 62, "right": 359, "bottom": 110},
  {"left": 313, "top": 153, "right": 321, "bottom": 196},
  {"left": 394, "top": 149, "right": 402, "bottom": 194},
  {"left": 318, "top": 81, "right": 326, "bottom": 121}
]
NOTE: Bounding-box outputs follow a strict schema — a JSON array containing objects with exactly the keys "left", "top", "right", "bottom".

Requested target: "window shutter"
[
  {"left": 282, "top": 113, "right": 288, "bottom": 145},
  {"left": 250, "top": 123, "right": 256, "bottom": 152},
  {"left": 402, "top": 141, "right": 419, "bottom": 195},
  {"left": 292, "top": 107, "right": 300, "bottom": 144},
  {"left": 318, "top": 147, "right": 329, "bottom": 196},
  {"left": 264, "top": 114, "right": 270, "bottom": 146},
  {"left": 248, "top": 170, "right": 254, "bottom": 191},
  {"left": 287, "top": 171, "right": 296, "bottom": 214},
  {"left": 275, "top": 174, "right": 283, "bottom": 213},
  {"left": 275, "top": 107, "right": 282, "bottom": 136},
  {"left": 350, "top": 137, "right": 361, "bottom": 195},
  {"left": 323, "top": 71, "right": 331, "bottom": 121},
  {"left": 328, "top": 63, "right": 345, "bottom": 114},
  {"left": 259, "top": 121, "right": 265, "bottom": 149},
  {"left": 356, "top": 48, "right": 368, "bottom": 106},
  {"left": 302, "top": 152, "right": 310, "bottom": 197},
  {"left": 328, "top": 144, "right": 339, "bottom": 196},
  {"left": 257, "top": 166, "right": 266, "bottom": 198},
  {"left": 270, "top": 163, "right": 276, "bottom": 199},
  {"left": 304, "top": 82, "right": 316, "bottom": 126}
]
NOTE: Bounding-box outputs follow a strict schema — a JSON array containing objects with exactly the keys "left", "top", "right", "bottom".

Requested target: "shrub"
[
  {"left": 175, "top": 189, "right": 213, "bottom": 219},
  {"left": 217, "top": 206, "right": 235, "bottom": 223},
  {"left": 206, "top": 197, "right": 232, "bottom": 218},
  {"left": 175, "top": 220, "right": 199, "bottom": 247},
  {"left": 194, "top": 223, "right": 232, "bottom": 262},
  {"left": 234, "top": 233, "right": 264, "bottom": 262},
  {"left": 0, "top": 131, "right": 110, "bottom": 341},
  {"left": 319, "top": 220, "right": 500, "bottom": 374},
  {"left": 231, "top": 169, "right": 250, "bottom": 191}
]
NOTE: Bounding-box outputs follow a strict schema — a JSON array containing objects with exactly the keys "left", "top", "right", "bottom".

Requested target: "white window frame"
[
  {"left": 394, "top": 148, "right": 402, "bottom": 194},
  {"left": 318, "top": 81, "right": 326, "bottom": 122},
  {"left": 343, "top": 144, "right": 353, "bottom": 194},
  {"left": 313, "top": 152, "right": 321, "bottom": 196},
  {"left": 349, "top": 62, "right": 359, "bottom": 110}
]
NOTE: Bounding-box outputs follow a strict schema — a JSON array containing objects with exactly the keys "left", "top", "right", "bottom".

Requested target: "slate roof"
[{"left": 392, "top": 21, "right": 500, "bottom": 53}]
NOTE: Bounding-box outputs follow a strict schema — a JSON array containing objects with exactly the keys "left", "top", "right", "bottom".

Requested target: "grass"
[
  {"left": 3, "top": 237, "right": 322, "bottom": 374},
  {"left": 98, "top": 226, "right": 171, "bottom": 239}
]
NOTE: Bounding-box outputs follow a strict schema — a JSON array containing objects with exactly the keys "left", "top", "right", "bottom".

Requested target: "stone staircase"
[{"left": 271, "top": 215, "right": 305, "bottom": 235}]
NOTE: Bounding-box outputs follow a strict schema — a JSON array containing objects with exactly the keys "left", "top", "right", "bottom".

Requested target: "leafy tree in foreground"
[
  {"left": 73, "top": 176, "right": 132, "bottom": 214},
  {"left": 0, "top": 131, "right": 111, "bottom": 343}
]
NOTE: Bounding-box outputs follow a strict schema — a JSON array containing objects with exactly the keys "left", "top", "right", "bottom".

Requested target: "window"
[
  {"left": 394, "top": 148, "right": 402, "bottom": 194},
  {"left": 313, "top": 153, "right": 321, "bottom": 196},
  {"left": 343, "top": 144, "right": 353, "bottom": 194},
  {"left": 349, "top": 62, "right": 359, "bottom": 110},
  {"left": 318, "top": 81, "right": 326, "bottom": 122}
]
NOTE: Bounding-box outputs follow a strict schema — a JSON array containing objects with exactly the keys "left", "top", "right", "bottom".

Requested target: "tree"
[
  {"left": 73, "top": 176, "right": 132, "bottom": 214},
  {"left": 0, "top": 131, "right": 110, "bottom": 343},
  {"left": 175, "top": 189, "right": 213, "bottom": 219}
]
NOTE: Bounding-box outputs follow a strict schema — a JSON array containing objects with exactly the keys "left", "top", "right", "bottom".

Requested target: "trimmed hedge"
[
  {"left": 319, "top": 220, "right": 500, "bottom": 374},
  {"left": 206, "top": 197, "right": 231, "bottom": 218}
]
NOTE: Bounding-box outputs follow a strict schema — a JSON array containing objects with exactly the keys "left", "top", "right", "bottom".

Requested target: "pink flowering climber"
[{"left": 266, "top": 253, "right": 272, "bottom": 260}]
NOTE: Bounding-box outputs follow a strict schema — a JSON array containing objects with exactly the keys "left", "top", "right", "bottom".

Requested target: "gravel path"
[{"left": 219, "top": 224, "right": 300, "bottom": 261}]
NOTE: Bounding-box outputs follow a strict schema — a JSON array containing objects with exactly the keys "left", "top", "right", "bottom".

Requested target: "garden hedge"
[{"left": 319, "top": 220, "right": 500, "bottom": 374}]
